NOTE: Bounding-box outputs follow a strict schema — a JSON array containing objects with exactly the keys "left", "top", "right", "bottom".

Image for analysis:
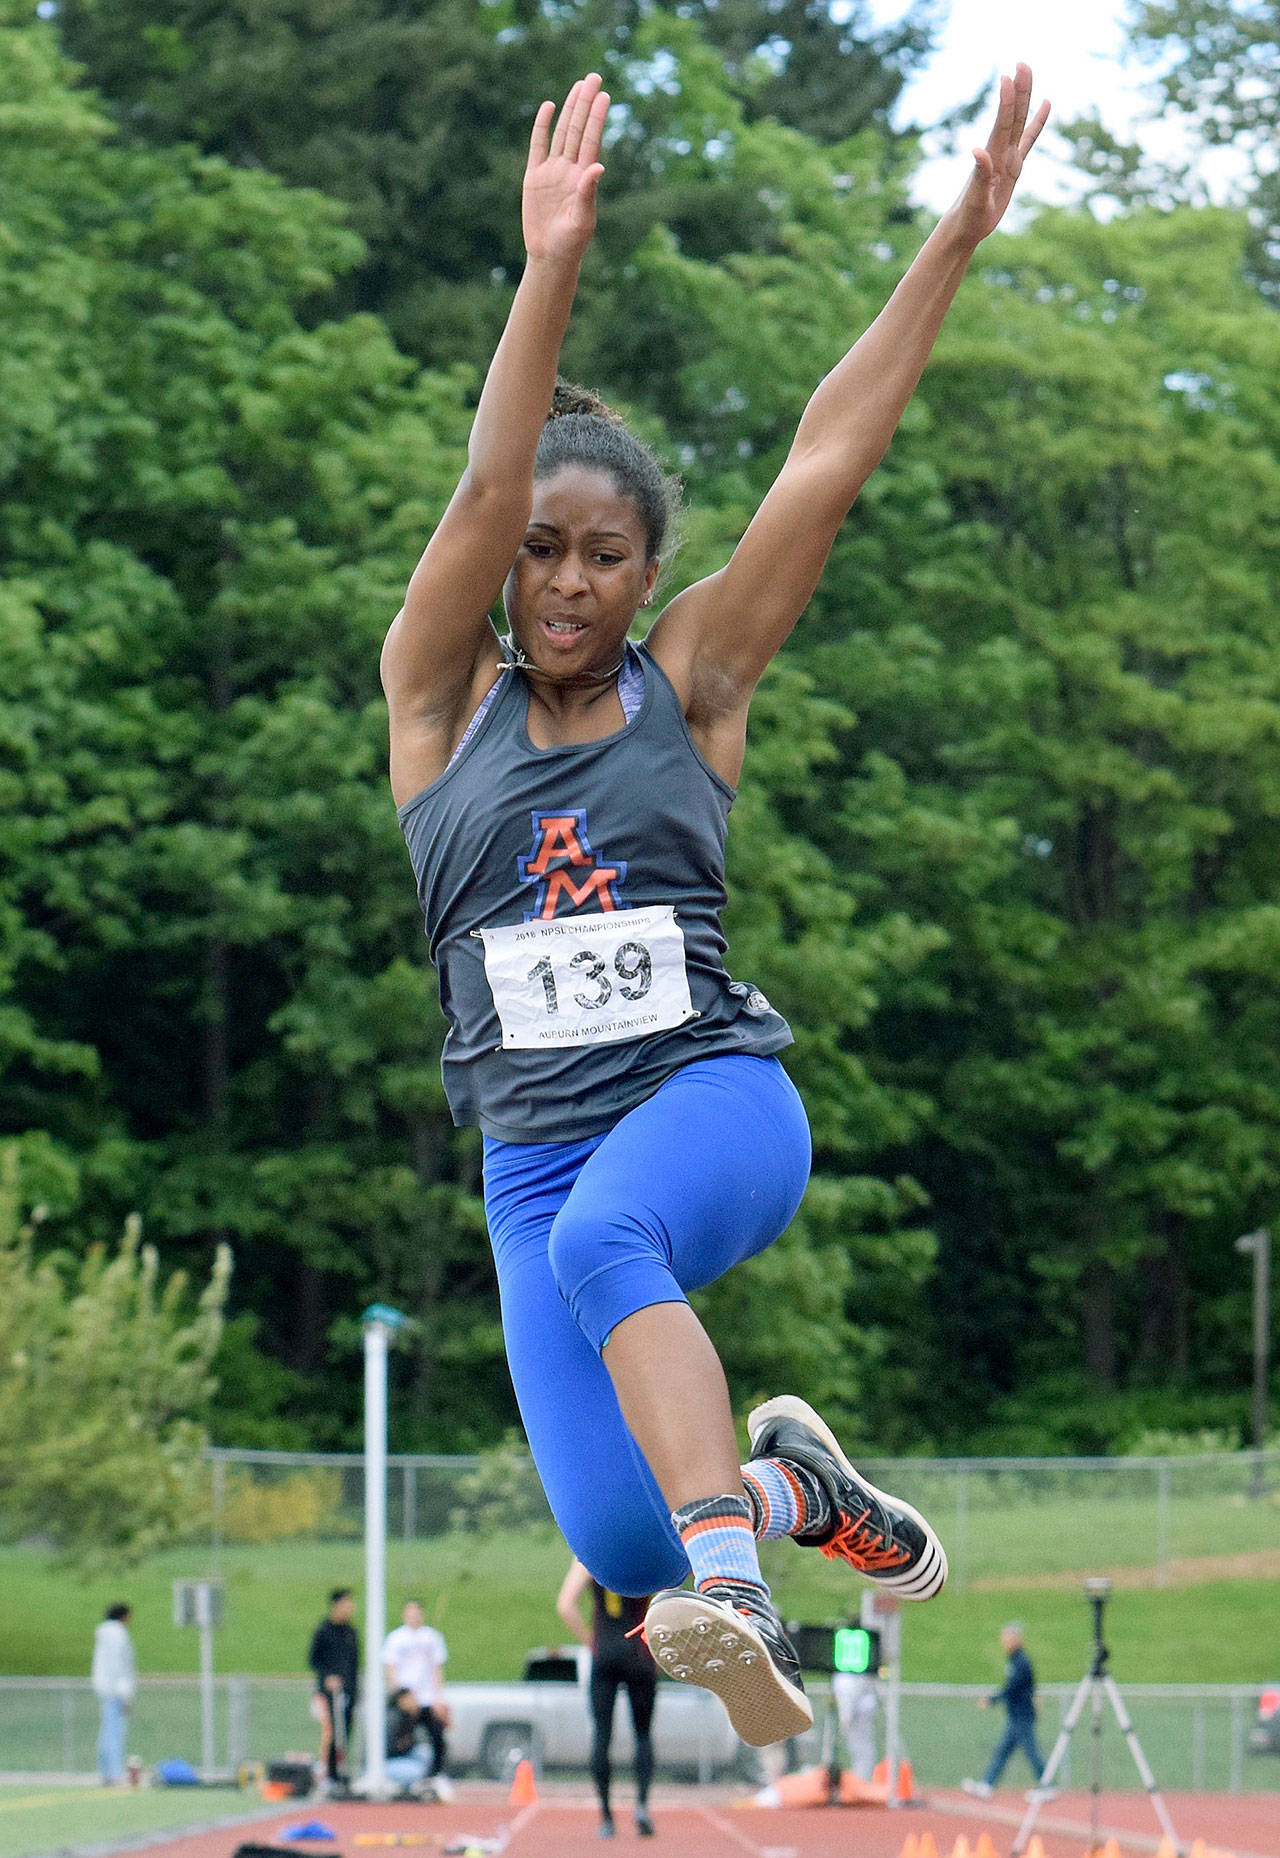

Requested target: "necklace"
[{"left": 499, "top": 642, "right": 626, "bottom": 690}]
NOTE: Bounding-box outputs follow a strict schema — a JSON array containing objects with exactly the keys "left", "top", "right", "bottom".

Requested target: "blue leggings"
[{"left": 482, "top": 1054, "right": 811, "bottom": 1596}]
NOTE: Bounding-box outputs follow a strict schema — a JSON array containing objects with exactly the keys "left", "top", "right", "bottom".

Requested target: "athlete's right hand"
[{"left": 522, "top": 74, "right": 610, "bottom": 265}]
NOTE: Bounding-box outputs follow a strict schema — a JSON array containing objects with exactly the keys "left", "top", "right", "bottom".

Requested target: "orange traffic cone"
[
  {"left": 1155, "top": 1843, "right": 1178, "bottom": 1858},
  {"left": 1098, "top": 1841, "right": 1122, "bottom": 1858},
  {"left": 917, "top": 1833, "right": 939, "bottom": 1858},
  {"left": 509, "top": 1757, "right": 538, "bottom": 1807},
  {"left": 949, "top": 1836, "right": 972, "bottom": 1858},
  {"left": 897, "top": 1835, "right": 920, "bottom": 1858},
  {"left": 873, "top": 1758, "right": 890, "bottom": 1788},
  {"left": 771, "top": 1766, "right": 831, "bottom": 1807},
  {"left": 975, "top": 1835, "right": 999, "bottom": 1858},
  {"left": 840, "top": 1768, "right": 890, "bottom": 1805},
  {"left": 1024, "top": 1838, "right": 1046, "bottom": 1858},
  {"left": 1187, "top": 1843, "right": 1208, "bottom": 1858},
  {"left": 895, "top": 1759, "right": 916, "bottom": 1803}
]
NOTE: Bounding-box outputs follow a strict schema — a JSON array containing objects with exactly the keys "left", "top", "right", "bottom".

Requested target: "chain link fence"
[
  {"left": 6, "top": 1449, "right": 1273, "bottom": 1789},
  {"left": 3, "top": 1676, "right": 1275, "bottom": 1794},
  {"left": 203, "top": 1446, "right": 1280, "bottom": 1590}
]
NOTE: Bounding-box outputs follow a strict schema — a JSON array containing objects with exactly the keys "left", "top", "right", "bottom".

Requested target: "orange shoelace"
[{"left": 820, "top": 1507, "right": 912, "bottom": 1571}]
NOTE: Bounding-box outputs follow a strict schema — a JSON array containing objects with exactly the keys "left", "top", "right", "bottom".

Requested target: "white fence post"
[{"left": 1156, "top": 1459, "right": 1171, "bottom": 1585}]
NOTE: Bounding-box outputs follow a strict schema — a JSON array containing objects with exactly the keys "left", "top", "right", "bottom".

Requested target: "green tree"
[
  {"left": 0, "top": 1148, "right": 230, "bottom": 1561},
  {"left": 53, "top": 0, "right": 930, "bottom": 360},
  {"left": 1127, "top": 0, "right": 1280, "bottom": 151},
  {"left": 602, "top": 123, "right": 1280, "bottom": 1445},
  {"left": 4, "top": 4, "right": 935, "bottom": 1450},
  {"left": 799, "top": 201, "right": 1280, "bottom": 1443},
  {"left": 1125, "top": 0, "right": 1280, "bottom": 285},
  {"left": 17, "top": 0, "right": 1280, "bottom": 1456},
  {"left": 0, "top": 0, "right": 499, "bottom": 1446}
]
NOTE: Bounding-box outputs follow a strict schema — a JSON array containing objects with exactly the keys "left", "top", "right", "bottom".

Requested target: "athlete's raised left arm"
[{"left": 648, "top": 65, "right": 1048, "bottom": 777}]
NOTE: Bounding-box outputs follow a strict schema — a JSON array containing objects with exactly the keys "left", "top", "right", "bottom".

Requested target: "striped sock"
[
  {"left": 741, "top": 1458, "right": 832, "bottom": 1541},
  {"left": 670, "top": 1492, "right": 769, "bottom": 1596}
]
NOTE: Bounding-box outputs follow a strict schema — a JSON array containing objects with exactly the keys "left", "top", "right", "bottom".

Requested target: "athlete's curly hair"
[{"left": 537, "top": 377, "right": 681, "bottom": 565}]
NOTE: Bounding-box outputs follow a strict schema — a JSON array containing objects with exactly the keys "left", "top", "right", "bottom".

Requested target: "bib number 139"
[{"left": 477, "top": 904, "right": 695, "bottom": 1049}]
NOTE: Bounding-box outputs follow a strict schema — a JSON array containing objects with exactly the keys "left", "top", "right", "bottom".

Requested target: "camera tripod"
[{"left": 1011, "top": 1581, "right": 1179, "bottom": 1856}]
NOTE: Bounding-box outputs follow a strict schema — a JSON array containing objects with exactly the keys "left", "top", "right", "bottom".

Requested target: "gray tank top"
[{"left": 398, "top": 641, "right": 793, "bottom": 1142}]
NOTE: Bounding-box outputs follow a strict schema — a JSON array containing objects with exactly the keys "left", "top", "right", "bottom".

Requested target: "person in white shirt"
[
  {"left": 382, "top": 1599, "right": 451, "bottom": 1792},
  {"left": 91, "top": 1603, "right": 136, "bottom": 1784}
]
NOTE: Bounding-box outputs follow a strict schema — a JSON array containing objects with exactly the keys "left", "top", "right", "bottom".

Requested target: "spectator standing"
[
  {"left": 309, "top": 1588, "right": 359, "bottom": 1787},
  {"left": 91, "top": 1602, "right": 136, "bottom": 1785},
  {"left": 558, "top": 1556, "right": 657, "bottom": 1839},
  {"left": 963, "top": 1622, "right": 1053, "bottom": 1800},
  {"left": 833, "top": 1669, "right": 880, "bottom": 1781},
  {"left": 382, "top": 1598, "right": 453, "bottom": 1797}
]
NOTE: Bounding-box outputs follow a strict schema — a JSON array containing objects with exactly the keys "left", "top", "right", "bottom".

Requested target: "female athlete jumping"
[{"left": 383, "top": 67, "right": 1047, "bottom": 1746}]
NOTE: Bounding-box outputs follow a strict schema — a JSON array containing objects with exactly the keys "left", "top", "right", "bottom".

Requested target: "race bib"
[{"left": 477, "top": 905, "right": 695, "bottom": 1050}]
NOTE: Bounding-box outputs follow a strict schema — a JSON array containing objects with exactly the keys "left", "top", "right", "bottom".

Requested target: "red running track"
[{"left": 103, "top": 1782, "right": 1279, "bottom": 1858}]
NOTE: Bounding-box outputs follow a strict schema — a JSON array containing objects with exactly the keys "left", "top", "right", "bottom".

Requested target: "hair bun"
[{"left": 549, "top": 376, "right": 624, "bottom": 425}]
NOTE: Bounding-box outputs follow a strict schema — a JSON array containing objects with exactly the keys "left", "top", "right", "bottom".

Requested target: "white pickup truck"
[{"left": 445, "top": 1647, "right": 760, "bottom": 1783}]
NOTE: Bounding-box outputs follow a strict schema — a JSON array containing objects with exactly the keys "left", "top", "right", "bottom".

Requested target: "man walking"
[
  {"left": 92, "top": 1603, "right": 136, "bottom": 1785},
  {"left": 963, "top": 1622, "right": 1053, "bottom": 1800}
]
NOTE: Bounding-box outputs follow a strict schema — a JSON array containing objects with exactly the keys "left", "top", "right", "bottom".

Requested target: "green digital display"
[
  {"left": 788, "top": 1622, "right": 882, "bottom": 1674},
  {"left": 833, "top": 1625, "right": 879, "bottom": 1673}
]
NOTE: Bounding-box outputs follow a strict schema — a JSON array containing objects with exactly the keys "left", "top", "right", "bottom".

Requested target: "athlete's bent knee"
[
  {"left": 565, "top": 1511, "right": 687, "bottom": 1599},
  {"left": 547, "top": 1204, "right": 666, "bottom": 1315}
]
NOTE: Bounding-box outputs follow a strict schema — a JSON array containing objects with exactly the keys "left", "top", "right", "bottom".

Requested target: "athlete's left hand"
[{"left": 948, "top": 63, "right": 1049, "bottom": 247}]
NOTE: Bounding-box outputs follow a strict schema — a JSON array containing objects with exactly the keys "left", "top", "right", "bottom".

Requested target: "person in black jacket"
[
  {"left": 308, "top": 1588, "right": 359, "bottom": 1785},
  {"left": 384, "top": 1688, "right": 434, "bottom": 1796},
  {"left": 963, "top": 1622, "right": 1052, "bottom": 1799}
]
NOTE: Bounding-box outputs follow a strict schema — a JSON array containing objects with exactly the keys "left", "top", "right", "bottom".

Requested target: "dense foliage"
[
  {"left": 0, "top": 1147, "right": 229, "bottom": 1559},
  {"left": 2, "top": 0, "right": 1276, "bottom": 1462}
]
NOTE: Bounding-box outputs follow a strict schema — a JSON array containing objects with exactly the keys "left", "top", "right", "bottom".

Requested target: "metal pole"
[
  {"left": 1229, "top": 1692, "right": 1245, "bottom": 1795},
  {"left": 229, "top": 1676, "right": 249, "bottom": 1773},
  {"left": 954, "top": 1463, "right": 969, "bottom": 1593},
  {"left": 1252, "top": 1230, "right": 1270, "bottom": 1463},
  {"left": 1235, "top": 1230, "right": 1271, "bottom": 1493},
  {"left": 863, "top": 1591, "right": 902, "bottom": 1806},
  {"left": 198, "top": 1589, "right": 216, "bottom": 1778},
  {"left": 211, "top": 1457, "right": 225, "bottom": 1570},
  {"left": 1155, "top": 1459, "right": 1171, "bottom": 1586},
  {"left": 362, "top": 1304, "right": 407, "bottom": 1799}
]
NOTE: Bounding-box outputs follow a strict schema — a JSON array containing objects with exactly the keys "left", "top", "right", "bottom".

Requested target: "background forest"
[{"left": 4, "top": 0, "right": 1280, "bottom": 1470}]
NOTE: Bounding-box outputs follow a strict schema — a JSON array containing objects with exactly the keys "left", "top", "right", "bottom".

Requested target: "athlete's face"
[{"left": 504, "top": 466, "right": 659, "bottom": 675}]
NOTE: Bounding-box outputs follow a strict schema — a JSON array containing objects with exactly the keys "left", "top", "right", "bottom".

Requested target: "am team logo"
[{"left": 517, "top": 810, "right": 627, "bottom": 920}]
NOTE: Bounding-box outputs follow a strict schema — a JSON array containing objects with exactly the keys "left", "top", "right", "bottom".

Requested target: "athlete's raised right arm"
[{"left": 381, "top": 76, "right": 609, "bottom": 802}]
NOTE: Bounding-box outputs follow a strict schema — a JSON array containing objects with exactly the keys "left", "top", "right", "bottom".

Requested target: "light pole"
[
  {"left": 1234, "top": 1229, "right": 1272, "bottom": 1494},
  {"left": 362, "top": 1303, "right": 408, "bottom": 1798}
]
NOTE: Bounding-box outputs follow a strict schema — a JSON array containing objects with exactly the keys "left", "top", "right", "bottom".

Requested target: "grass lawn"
[
  {"left": 0, "top": 1530, "right": 1275, "bottom": 1686},
  {"left": 0, "top": 1783, "right": 261, "bottom": 1858}
]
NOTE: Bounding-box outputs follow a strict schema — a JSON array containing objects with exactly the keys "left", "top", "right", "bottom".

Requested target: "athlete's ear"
[{"left": 641, "top": 558, "right": 660, "bottom": 606}]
